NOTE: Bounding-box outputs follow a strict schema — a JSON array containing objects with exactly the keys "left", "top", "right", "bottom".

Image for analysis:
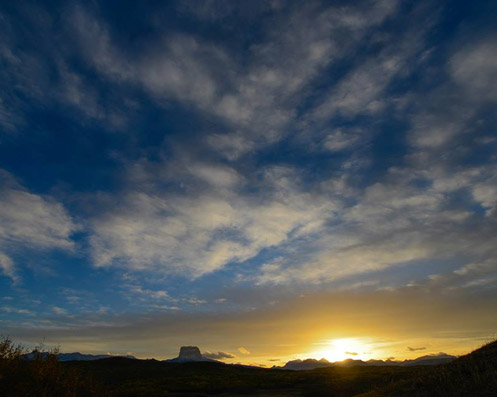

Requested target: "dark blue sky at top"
[
  {"left": 1, "top": 0, "right": 497, "bottom": 343},
  {"left": 0, "top": 0, "right": 493, "bottom": 192}
]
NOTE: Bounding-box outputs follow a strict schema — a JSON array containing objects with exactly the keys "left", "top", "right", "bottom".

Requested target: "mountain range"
[
  {"left": 23, "top": 346, "right": 455, "bottom": 368},
  {"left": 274, "top": 353, "right": 456, "bottom": 370},
  {"left": 23, "top": 352, "right": 136, "bottom": 362}
]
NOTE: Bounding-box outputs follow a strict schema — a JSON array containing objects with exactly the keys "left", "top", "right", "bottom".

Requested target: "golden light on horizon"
[{"left": 312, "top": 338, "right": 367, "bottom": 362}]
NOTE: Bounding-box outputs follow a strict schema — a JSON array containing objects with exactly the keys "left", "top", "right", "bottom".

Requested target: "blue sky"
[{"left": 1, "top": 0, "right": 497, "bottom": 363}]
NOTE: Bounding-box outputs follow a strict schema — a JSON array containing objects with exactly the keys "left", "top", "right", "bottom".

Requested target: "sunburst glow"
[{"left": 313, "top": 338, "right": 366, "bottom": 362}]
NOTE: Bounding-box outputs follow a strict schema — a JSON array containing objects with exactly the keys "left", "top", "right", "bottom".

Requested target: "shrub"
[{"left": 0, "top": 336, "right": 107, "bottom": 396}]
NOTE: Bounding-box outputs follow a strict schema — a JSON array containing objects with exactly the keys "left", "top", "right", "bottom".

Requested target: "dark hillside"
[
  {"left": 359, "top": 340, "right": 497, "bottom": 396},
  {"left": 67, "top": 357, "right": 417, "bottom": 396}
]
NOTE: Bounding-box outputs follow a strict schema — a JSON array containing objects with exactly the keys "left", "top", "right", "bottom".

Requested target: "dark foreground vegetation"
[
  {"left": 1, "top": 336, "right": 496, "bottom": 396},
  {"left": 358, "top": 339, "right": 497, "bottom": 397},
  {"left": 0, "top": 336, "right": 106, "bottom": 396}
]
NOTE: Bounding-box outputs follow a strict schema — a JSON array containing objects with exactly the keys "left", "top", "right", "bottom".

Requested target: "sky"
[{"left": 1, "top": 0, "right": 497, "bottom": 366}]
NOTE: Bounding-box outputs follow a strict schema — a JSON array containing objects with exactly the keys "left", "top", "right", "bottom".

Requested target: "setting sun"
[{"left": 313, "top": 338, "right": 366, "bottom": 362}]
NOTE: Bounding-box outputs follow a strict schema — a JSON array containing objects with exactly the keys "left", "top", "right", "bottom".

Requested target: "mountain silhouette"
[
  {"left": 164, "top": 346, "right": 219, "bottom": 363},
  {"left": 23, "top": 352, "right": 136, "bottom": 362},
  {"left": 274, "top": 353, "right": 456, "bottom": 370}
]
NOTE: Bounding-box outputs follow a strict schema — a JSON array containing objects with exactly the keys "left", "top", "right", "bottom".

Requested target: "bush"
[{"left": 0, "top": 336, "right": 107, "bottom": 396}]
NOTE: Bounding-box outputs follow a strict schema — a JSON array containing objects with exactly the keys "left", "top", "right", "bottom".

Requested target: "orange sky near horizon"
[{"left": 12, "top": 287, "right": 495, "bottom": 367}]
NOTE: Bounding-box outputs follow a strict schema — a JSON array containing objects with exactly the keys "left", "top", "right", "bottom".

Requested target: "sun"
[{"left": 314, "top": 338, "right": 365, "bottom": 362}]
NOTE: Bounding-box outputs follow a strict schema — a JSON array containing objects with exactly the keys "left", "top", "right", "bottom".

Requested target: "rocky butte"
[{"left": 164, "top": 346, "right": 218, "bottom": 363}]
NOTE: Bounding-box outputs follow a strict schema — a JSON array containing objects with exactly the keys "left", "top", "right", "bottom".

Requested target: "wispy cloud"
[
  {"left": 89, "top": 163, "right": 334, "bottom": 277},
  {"left": 70, "top": 1, "right": 399, "bottom": 158},
  {"left": 1, "top": 306, "right": 33, "bottom": 315},
  {"left": 408, "top": 346, "right": 426, "bottom": 352},
  {"left": 238, "top": 347, "right": 250, "bottom": 355},
  {"left": 52, "top": 306, "right": 68, "bottom": 316},
  {"left": 202, "top": 350, "right": 236, "bottom": 360},
  {"left": 0, "top": 170, "right": 75, "bottom": 281}
]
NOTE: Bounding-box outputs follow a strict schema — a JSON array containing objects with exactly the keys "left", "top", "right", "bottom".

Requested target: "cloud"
[
  {"left": 309, "top": 3, "right": 430, "bottom": 123},
  {"left": 322, "top": 129, "right": 362, "bottom": 152},
  {"left": 177, "top": 0, "right": 281, "bottom": 21},
  {"left": 408, "top": 110, "right": 470, "bottom": 149},
  {"left": 0, "top": 252, "right": 16, "bottom": 282},
  {"left": 89, "top": 163, "right": 334, "bottom": 277},
  {"left": 0, "top": 5, "right": 129, "bottom": 131},
  {"left": 70, "top": 1, "right": 399, "bottom": 159},
  {"left": 346, "top": 351, "right": 359, "bottom": 356},
  {"left": 311, "top": 51, "right": 400, "bottom": 120},
  {"left": 206, "top": 0, "right": 399, "bottom": 155},
  {"left": 0, "top": 170, "right": 75, "bottom": 280},
  {"left": 71, "top": 6, "right": 228, "bottom": 115},
  {"left": 130, "top": 286, "right": 173, "bottom": 301},
  {"left": 52, "top": 306, "right": 67, "bottom": 316},
  {"left": 188, "top": 164, "right": 242, "bottom": 189},
  {"left": 408, "top": 35, "right": 497, "bottom": 150},
  {"left": 202, "top": 350, "right": 236, "bottom": 360},
  {"left": 87, "top": 30, "right": 497, "bottom": 287},
  {"left": 88, "top": 72, "right": 497, "bottom": 288},
  {"left": 0, "top": 97, "right": 22, "bottom": 132},
  {"left": 247, "top": 33, "right": 497, "bottom": 288},
  {"left": 256, "top": 164, "right": 497, "bottom": 285},
  {"left": 1, "top": 306, "right": 33, "bottom": 315},
  {"left": 238, "top": 347, "right": 250, "bottom": 355},
  {"left": 450, "top": 39, "right": 497, "bottom": 103},
  {"left": 408, "top": 346, "right": 426, "bottom": 352},
  {"left": 472, "top": 181, "right": 497, "bottom": 215}
]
